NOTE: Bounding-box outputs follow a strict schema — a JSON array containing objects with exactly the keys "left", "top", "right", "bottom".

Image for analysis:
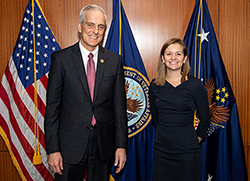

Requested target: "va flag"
[
  {"left": 0, "top": 0, "right": 61, "bottom": 180},
  {"left": 183, "top": 0, "right": 247, "bottom": 180},
  {"left": 105, "top": 0, "right": 155, "bottom": 180}
]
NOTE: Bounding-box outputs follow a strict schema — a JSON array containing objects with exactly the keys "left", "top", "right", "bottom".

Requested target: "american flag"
[{"left": 0, "top": 0, "right": 60, "bottom": 180}]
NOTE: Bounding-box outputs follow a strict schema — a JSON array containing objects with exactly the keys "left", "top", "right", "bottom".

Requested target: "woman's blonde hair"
[{"left": 154, "top": 38, "right": 191, "bottom": 86}]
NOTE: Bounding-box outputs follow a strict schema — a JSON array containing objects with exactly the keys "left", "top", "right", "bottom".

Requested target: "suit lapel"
[
  {"left": 71, "top": 43, "right": 91, "bottom": 100},
  {"left": 93, "top": 46, "right": 106, "bottom": 103}
]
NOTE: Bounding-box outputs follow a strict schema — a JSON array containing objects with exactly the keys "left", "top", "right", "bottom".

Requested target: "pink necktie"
[{"left": 87, "top": 53, "right": 96, "bottom": 125}]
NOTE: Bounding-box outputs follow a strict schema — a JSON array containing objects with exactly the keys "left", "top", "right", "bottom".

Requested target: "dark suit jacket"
[{"left": 44, "top": 42, "right": 128, "bottom": 164}]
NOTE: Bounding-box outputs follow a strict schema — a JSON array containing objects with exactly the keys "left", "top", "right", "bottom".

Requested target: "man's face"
[{"left": 78, "top": 10, "right": 106, "bottom": 51}]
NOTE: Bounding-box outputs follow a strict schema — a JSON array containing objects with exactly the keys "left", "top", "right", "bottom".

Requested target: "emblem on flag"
[
  {"left": 124, "top": 67, "right": 151, "bottom": 137},
  {"left": 205, "top": 78, "right": 230, "bottom": 136},
  {"left": 194, "top": 78, "right": 230, "bottom": 136}
]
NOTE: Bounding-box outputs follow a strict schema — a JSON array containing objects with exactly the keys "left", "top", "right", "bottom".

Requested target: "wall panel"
[
  {"left": 0, "top": 1, "right": 27, "bottom": 82},
  {"left": 219, "top": 0, "right": 250, "bottom": 145},
  {"left": 219, "top": 1, "right": 250, "bottom": 178},
  {"left": 0, "top": 144, "right": 21, "bottom": 181},
  {"left": 0, "top": 0, "right": 249, "bottom": 180}
]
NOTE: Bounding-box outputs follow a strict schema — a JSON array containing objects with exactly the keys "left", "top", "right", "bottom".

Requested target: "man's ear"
[{"left": 77, "top": 23, "right": 82, "bottom": 33}]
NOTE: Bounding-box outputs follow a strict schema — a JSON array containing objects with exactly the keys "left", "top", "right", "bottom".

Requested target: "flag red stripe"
[
  {"left": 8, "top": 110, "right": 53, "bottom": 181},
  {"left": 2, "top": 66, "right": 53, "bottom": 180},
  {"left": 26, "top": 85, "right": 46, "bottom": 118},
  {"left": 5, "top": 66, "right": 46, "bottom": 149},
  {"left": 0, "top": 93, "right": 33, "bottom": 181},
  {"left": 39, "top": 74, "right": 48, "bottom": 91},
  {"left": 6, "top": 64, "right": 53, "bottom": 179}
]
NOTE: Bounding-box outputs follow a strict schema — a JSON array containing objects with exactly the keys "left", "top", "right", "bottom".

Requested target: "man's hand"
[
  {"left": 48, "top": 152, "right": 63, "bottom": 175},
  {"left": 114, "top": 148, "right": 126, "bottom": 173}
]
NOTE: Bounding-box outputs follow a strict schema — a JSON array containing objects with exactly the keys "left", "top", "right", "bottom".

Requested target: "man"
[{"left": 44, "top": 5, "right": 128, "bottom": 181}]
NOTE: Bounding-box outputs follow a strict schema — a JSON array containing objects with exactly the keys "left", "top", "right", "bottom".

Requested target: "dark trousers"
[{"left": 55, "top": 127, "right": 113, "bottom": 181}]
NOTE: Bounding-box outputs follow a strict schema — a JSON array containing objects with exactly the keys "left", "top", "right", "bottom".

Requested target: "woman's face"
[{"left": 162, "top": 43, "right": 187, "bottom": 72}]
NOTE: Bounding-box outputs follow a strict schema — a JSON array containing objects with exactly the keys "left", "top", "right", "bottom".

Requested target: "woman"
[{"left": 149, "top": 38, "right": 210, "bottom": 181}]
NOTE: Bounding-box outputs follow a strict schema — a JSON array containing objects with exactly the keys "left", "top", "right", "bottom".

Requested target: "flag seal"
[{"left": 124, "top": 67, "right": 151, "bottom": 137}]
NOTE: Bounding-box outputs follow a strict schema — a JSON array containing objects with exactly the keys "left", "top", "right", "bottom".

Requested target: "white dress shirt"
[{"left": 79, "top": 41, "right": 99, "bottom": 74}]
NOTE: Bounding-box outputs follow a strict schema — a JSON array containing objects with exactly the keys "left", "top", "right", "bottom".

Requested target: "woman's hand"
[{"left": 198, "top": 136, "right": 202, "bottom": 143}]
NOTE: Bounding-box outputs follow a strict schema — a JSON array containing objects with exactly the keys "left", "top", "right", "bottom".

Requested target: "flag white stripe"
[
  {"left": 0, "top": 98, "right": 44, "bottom": 181},
  {"left": 2, "top": 59, "right": 52, "bottom": 177},
  {"left": 8, "top": 57, "right": 50, "bottom": 165},
  {"left": 8, "top": 57, "right": 45, "bottom": 132},
  {"left": 1, "top": 72, "right": 50, "bottom": 179},
  {"left": 9, "top": 58, "right": 52, "bottom": 173},
  {"left": 36, "top": 79, "right": 47, "bottom": 105}
]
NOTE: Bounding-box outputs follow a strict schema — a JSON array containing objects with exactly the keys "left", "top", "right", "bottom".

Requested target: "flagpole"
[
  {"left": 198, "top": 0, "right": 203, "bottom": 79},
  {"left": 32, "top": 0, "right": 42, "bottom": 165},
  {"left": 194, "top": 3, "right": 200, "bottom": 78},
  {"left": 119, "top": 0, "right": 122, "bottom": 55}
]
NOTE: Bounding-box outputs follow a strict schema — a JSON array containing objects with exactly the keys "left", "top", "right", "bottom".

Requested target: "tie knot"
[{"left": 88, "top": 53, "right": 94, "bottom": 59}]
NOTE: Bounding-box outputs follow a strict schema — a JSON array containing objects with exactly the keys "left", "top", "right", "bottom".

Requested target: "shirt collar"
[{"left": 79, "top": 41, "right": 99, "bottom": 58}]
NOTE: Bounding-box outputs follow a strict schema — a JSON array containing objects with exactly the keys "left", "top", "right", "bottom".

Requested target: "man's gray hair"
[{"left": 79, "top": 5, "right": 107, "bottom": 25}]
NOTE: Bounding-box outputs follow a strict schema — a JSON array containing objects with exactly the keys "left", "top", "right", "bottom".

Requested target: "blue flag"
[
  {"left": 183, "top": 0, "right": 247, "bottom": 180},
  {"left": 105, "top": 0, "right": 154, "bottom": 180}
]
